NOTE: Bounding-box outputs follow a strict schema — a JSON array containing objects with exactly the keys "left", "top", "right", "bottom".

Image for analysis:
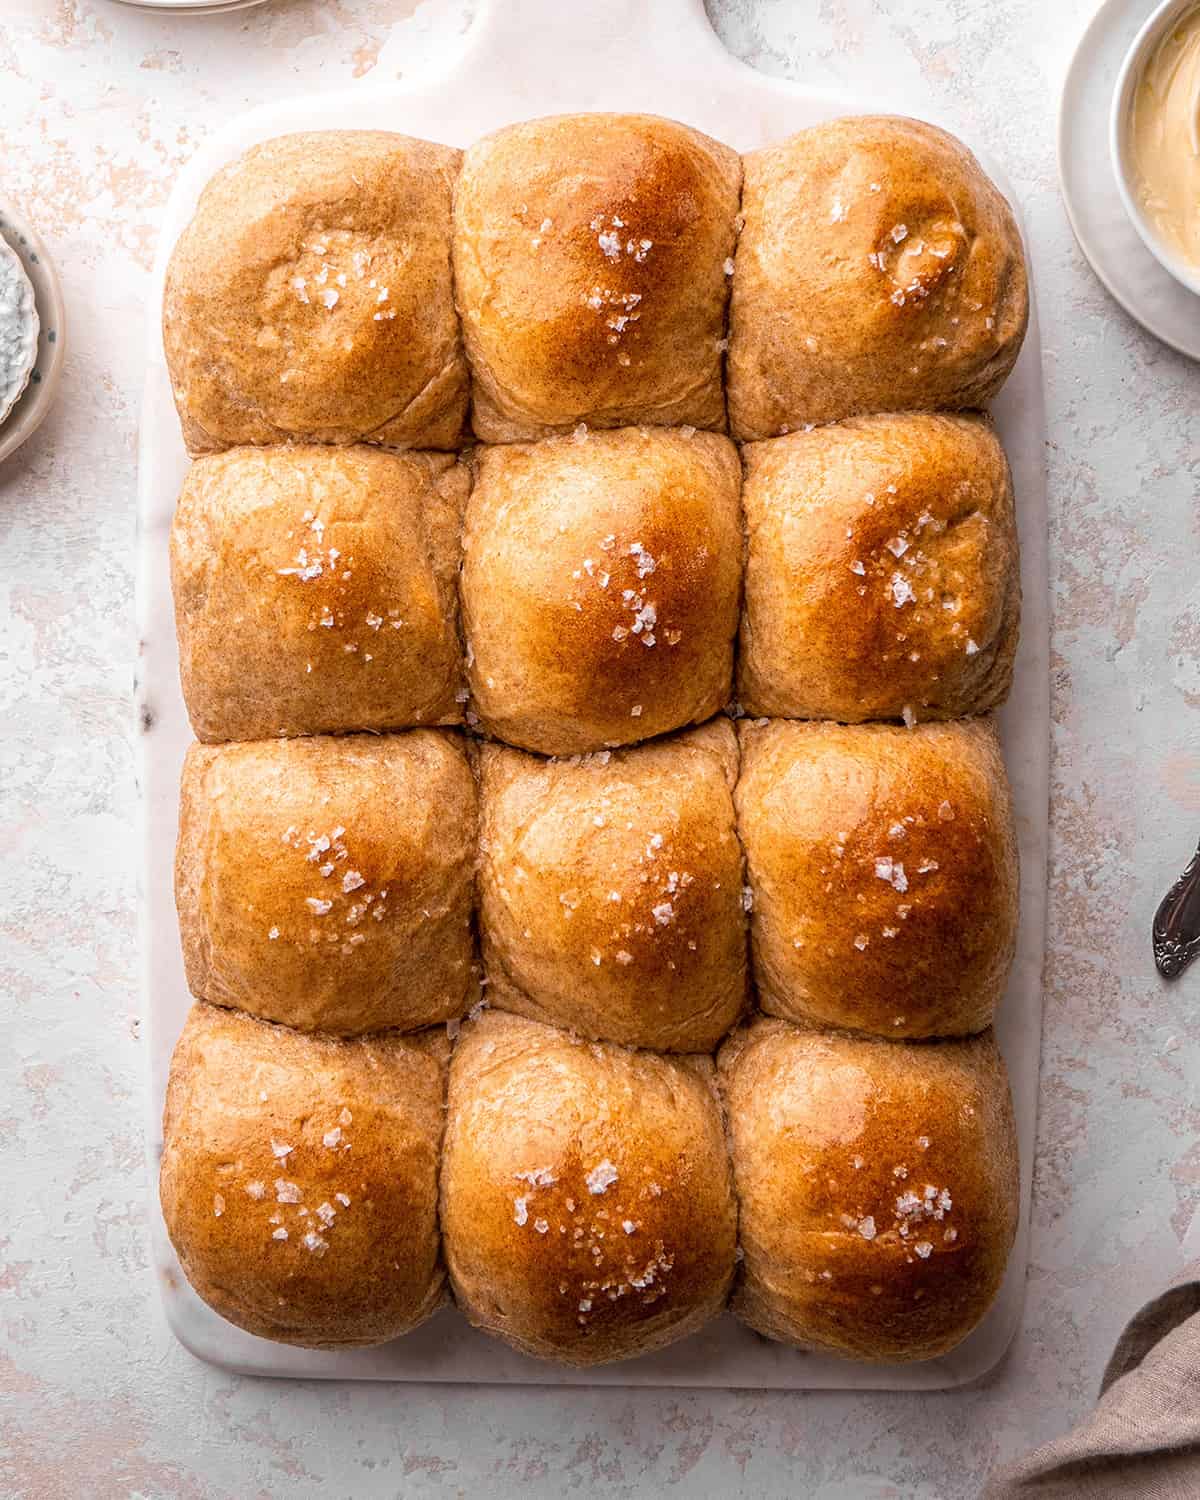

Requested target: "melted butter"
[{"left": 1129, "top": 4, "right": 1200, "bottom": 267}]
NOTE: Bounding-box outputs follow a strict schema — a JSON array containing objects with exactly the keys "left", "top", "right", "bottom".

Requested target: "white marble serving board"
[{"left": 136, "top": 0, "right": 1049, "bottom": 1391}]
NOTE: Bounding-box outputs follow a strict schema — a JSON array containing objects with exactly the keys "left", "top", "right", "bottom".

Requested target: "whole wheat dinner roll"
[
  {"left": 163, "top": 132, "right": 467, "bottom": 454},
  {"left": 160, "top": 1003, "right": 448, "bottom": 1349},
  {"left": 736, "top": 718, "right": 1018, "bottom": 1039},
  {"left": 737, "top": 413, "right": 1019, "bottom": 723},
  {"left": 171, "top": 445, "right": 468, "bottom": 743},
  {"left": 728, "top": 116, "right": 1029, "bottom": 439},
  {"left": 718, "top": 1018, "right": 1018, "bottom": 1362},
  {"left": 453, "top": 114, "right": 741, "bottom": 442},
  {"left": 175, "top": 732, "right": 476, "bottom": 1035},
  {"left": 441, "top": 1011, "right": 737, "bottom": 1365},
  {"left": 461, "top": 427, "right": 742, "bottom": 755},
  {"left": 478, "top": 721, "right": 746, "bottom": 1051}
]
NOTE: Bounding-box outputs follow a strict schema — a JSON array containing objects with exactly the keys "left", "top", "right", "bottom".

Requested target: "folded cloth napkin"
[{"left": 984, "top": 1264, "right": 1200, "bottom": 1498}]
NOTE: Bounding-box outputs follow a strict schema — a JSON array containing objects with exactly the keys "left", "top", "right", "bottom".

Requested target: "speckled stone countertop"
[{"left": 1, "top": 1, "right": 1195, "bottom": 1495}]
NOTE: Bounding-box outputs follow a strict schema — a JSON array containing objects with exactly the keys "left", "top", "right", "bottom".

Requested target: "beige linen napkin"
[{"left": 984, "top": 1265, "right": 1200, "bottom": 1498}]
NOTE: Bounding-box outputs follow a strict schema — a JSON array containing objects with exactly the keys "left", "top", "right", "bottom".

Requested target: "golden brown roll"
[
  {"left": 164, "top": 132, "right": 467, "bottom": 454},
  {"left": 736, "top": 719, "right": 1018, "bottom": 1039},
  {"left": 160, "top": 1003, "right": 448, "bottom": 1349},
  {"left": 728, "top": 116, "right": 1029, "bottom": 439},
  {"left": 441, "top": 1011, "right": 737, "bottom": 1365},
  {"left": 175, "top": 732, "right": 477, "bottom": 1035},
  {"left": 461, "top": 427, "right": 742, "bottom": 755},
  {"left": 453, "top": 114, "right": 741, "bottom": 442},
  {"left": 478, "top": 722, "right": 746, "bottom": 1051},
  {"left": 718, "top": 1018, "right": 1018, "bottom": 1362},
  {"left": 737, "top": 413, "right": 1019, "bottom": 723},
  {"left": 171, "top": 445, "right": 468, "bottom": 743}
]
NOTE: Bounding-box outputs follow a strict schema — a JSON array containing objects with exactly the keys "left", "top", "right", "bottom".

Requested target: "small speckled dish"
[{"left": 0, "top": 203, "right": 65, "bottom": 466}]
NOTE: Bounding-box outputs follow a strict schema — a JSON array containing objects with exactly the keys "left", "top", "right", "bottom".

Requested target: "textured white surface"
[{"left": 1, "top": 0, "right": 1196, "bottom": 1494}]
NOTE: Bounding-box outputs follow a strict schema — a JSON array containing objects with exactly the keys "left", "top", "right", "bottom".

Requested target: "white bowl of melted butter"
[{"left": 1113, "top": 0, "right": 1200, "bottom": 296}]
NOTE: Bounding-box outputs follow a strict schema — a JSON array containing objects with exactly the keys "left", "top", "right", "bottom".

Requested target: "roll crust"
[
  {"left": 736, "top": 718, "right": 1018, "bottom": 1039},
  {"left": 728, "top": 115, "right": 1029, "bottom": 438},
  {"left": 170, "top": 445, "right": 468, "bottom": 742},
  {"left": 737, "top": 413, "right": 1019, "bottom": 723},
  {"left": 175, "top": 733, "right": 477, "bottom": 1036},
  {"left": 441, "top": 1011, "right": 738, "bottom": 1365},
  {"left": 160, "top": 1003, "right": 449, "bottom": 1349},
  {"left": 718, "top": 1019, "right": 1018, "bottom": 1362},
  {"left": 461, "top": 427, "right": 743, "bottom": 755},
  {"left": 164, "top": 131, "right": 468, "bottom": 454},
  {"left": 478, "top": 721, "right": 747, "bottom": 1050},
  {"left": 453, "top": 113, "right": 741, "bottom": 441}
]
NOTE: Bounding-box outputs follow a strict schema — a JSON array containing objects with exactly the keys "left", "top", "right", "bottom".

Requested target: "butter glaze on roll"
[
  {"left": 164, "top": 131, "right": 468, "bottom": 454},
  {"left": 728, "top": 115, "right": 1029, "bottom": 438},
  {"left": 171, "top": 445, "right": 468, "bottom": 742},
  {"left": 736, "top": 718, "right": 1018, "bottom": 1039},
  {"left": 453, "top": 113, "right": 741, "bottom": 441},
  {"left": 461, "top": 427, "right": 742, "bottom": 755},
  {"left": 160, "top": 1004, "right": 448, "bottom": 1349},
  {"left": 175, "top": 733, "right": 477, "bottom": 1036},
  {"left": 441, "top": 1011, "right": 737, "bottom": 1365},
  {"left": 737, "top": 413, "right": 1019, "bottom": 723},
  {"left": 719, "top": 1019, "right": 1018, "bottom": 1362},
  {"left": 478, "top": 721, "right": 747, "bottom": 1051}
]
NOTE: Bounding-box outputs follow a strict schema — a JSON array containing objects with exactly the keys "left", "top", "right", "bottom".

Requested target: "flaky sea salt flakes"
[
  {"left": 213, "top": 1193, "right": 225, "bottom": 1218},
  {"left": 622, "top": 1220, "right": 637, "bottom": 1235},
  {"left": 723, "top": 256, "right": 735, "bottom": 275},
  {"left": 850, "top": 560, "right": 866, "bottom": 575},
  {"left": 514, "top": 1196, "right": 529, "bottom": 1227},
  {"left": 965, "top": 638, "right": 979, "bottom": 655},
  {"left": 275, "top": 1179, "right": 302, "bottom": 1204},
  {"left": 306, "top": 898, "right": 333, "bottom": 916},
  {"left": 890, "top": 574, "right": 916, "bottom": 607},
  {"left": 854, "top": 934, "right": 870, "bottom": 951},
  {"left": 303, "top": 1231, "right": 329, "bottom": 1256},
  {"left": 742, "top": 885, "right": 754, "bottom": 913},
  {"left": 272, "top": 1227, "right": 289, "bottom": 1241},
  {"left": 917, "top": 858, "right": 939, "bottom": 875},
  {"left": 917, "top": 1136, "right": 931, "bottom": 1151},
  {"left": 937, "top": 801, "right": 955, "bottom": 822},
  {"left": 245, "top": 1180, "right": 266, "bottom": 1200},
  {"left": 323, "top": 1127, "right": 342, "bottom": 1149},
  {"left": 901, "top": 706, "right": 916, "bottom": 729},
  {"left": 271, "top": 1139, "right": 293, "bottom": 1160},
  {"left": 341, "top": 871, "right": 365, "bottom": 894},
  {"left": 586, "top": 1159, "right": 619, "bottom": 1195},
  {"left": 534, "top": 1219, "right": 549, "bottom": 1235},
  {"left": 830, "top": 198, "right": 848, "bottom": 224},
  {"left": 858, "top": 1216, "right": 877, "bottom": 1241},
  {"left": 914, "top": 1241, "right": 933, "bottom": 1259},
  {"left": 267, "top": 927, "right": 280, "bottom": 941},
  {"left": 630, "top": 705, "right": 643, "bottom": 718},
  {"left": 874, "top": 857, "right": 908, "bottom": 893},
  {"left": 652, "top": 902, "right": 674, "bottom": 926},
  {"left": 886, "top": 535, "right": 909, "bottom": 558},
  {"left": 515, "top": 1167, "right": 556, "bottom": 1188},
  {"left": 615, "top": 949, "right": 633, "bottom": 965},
  {"left": 335, "top": 1193, "right": 351, "bottom": 1208}
]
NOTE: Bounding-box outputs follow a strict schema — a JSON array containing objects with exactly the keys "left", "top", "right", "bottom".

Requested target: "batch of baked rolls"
[{"left": 159, "top": 111, "right": 1028, "bottom": 1366}]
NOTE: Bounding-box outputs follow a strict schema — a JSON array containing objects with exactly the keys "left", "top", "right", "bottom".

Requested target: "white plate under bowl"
[
  {"left": 109, "top": 0, "right": 270, "bottom": 14},
  {"left": 1059, "top": 0, "right": 1200, "bottom": 360},
  {"left": 139, "top": 0, "right": 1050, "bottom": 1391},
  {"left": 0, "top": 204, "right": 66, "bottom": 466}
]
